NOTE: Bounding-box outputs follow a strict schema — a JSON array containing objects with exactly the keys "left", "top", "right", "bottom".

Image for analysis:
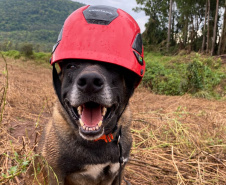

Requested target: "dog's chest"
[
  {"left": 82, "top": 162, "right": 120, "bottom": 178},
  {"left": 66, "top": 162, "right": 120, "bottom": 184}
]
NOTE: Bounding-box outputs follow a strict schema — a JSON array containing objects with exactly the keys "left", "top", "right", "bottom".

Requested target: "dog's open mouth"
[
  {"left": 77, "top": 102, "right": 109, "bottom": 132},
  {"left": 65, "top": 100, "right": 115, "bottom": 139}
]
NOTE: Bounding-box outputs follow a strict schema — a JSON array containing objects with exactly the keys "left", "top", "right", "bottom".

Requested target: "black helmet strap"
[{"left": 52, "top": 63, "right": 62, "bottom": 105}]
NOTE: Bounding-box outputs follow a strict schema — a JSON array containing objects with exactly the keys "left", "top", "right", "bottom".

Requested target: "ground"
[{"left": 0, "top": 57, "right": 225, "bottom": 184}]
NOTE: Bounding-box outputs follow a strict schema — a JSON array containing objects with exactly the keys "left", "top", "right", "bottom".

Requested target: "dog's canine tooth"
[
  {"left": 102, "top": 107, "right": 107, "bottom": 116},
  {"left": 77, "top": 106, "right": 82, "bottom": 115},
  {"left": 98, "top": 121, "right": 102, "bottom": 127},
  {"left": 79, "top": 119, "right": 84, "bottom": 126}
]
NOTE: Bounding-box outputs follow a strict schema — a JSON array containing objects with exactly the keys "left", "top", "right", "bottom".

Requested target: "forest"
[
  {"left": 135, "top": 0, "right": 226, "bottom": 55},
  {"left": 0, "top": 0, "right": 84, "bottom": 51}
]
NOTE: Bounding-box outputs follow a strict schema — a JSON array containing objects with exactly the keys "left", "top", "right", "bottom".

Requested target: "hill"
[{"left": 0, "top": 0, "right": 84, "bottom": 51}]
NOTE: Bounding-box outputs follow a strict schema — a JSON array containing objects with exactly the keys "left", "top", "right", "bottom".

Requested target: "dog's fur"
[{"left": 37, "top": 60, "right": 140, "bottom": 185}]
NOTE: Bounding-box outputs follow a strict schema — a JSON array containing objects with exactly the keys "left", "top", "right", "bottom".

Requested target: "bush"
[
  {"left": 2, "top": 50, "right": 21, "bottom": 59},
  {"left": 142, "top": 53, "right": 226, "bottom": 98},
  {"left": 142, "top": 60, "right": 185, "bottom": 95},
  {"left": 186, "top": 56, "right": 205, "bottom": 93},
  {"left": 33, "top": 52, "right": 51, "bottom": 63},
  {"left": 20, "top": 44, "right": 34, "bottom": 58}
]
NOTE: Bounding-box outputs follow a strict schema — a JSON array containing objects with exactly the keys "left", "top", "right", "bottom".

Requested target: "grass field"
[{"left": 0, "top": 55, "right": 226, "bottom": 184}]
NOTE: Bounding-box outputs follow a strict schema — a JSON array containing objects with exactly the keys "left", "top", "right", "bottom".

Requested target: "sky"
[{"left": 72, "top": 0, "right": 149, "bottom": 33}]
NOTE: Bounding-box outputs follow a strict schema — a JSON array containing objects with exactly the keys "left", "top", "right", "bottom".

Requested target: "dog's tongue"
[{"left": 81, "top": 104, "right": 102, "bottom": 126}]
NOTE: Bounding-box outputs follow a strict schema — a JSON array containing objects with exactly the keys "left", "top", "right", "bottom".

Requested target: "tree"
[
  {"left": 167, "top": 0, "right": 173, "bottom": 51},
  {"left": 206, "top": 0, "right": 210, "bottom": 53},
  {"left": 218, "top": 0, "right": 226, "bottom": 55},
  {"left": 211, "top": 0, "right": 219, "bottom": 56},
  {"left": 202, "top": 0, "right": 208, "bottom": 52},
  {"left": 134, "top": 0, "right": 169, "bottom": 47}
]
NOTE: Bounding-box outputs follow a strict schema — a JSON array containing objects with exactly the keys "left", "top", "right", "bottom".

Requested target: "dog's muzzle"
[{"left": 64, "top": 69, "right": 118, "bottom": 140}]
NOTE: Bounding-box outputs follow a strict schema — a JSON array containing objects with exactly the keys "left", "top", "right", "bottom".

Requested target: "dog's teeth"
[
  {"left": 79, "top": 119, "right": 84, "bottom": 126},
  {"left": 98, "top": 121, "right": 102, "bottom": 127},
  {"left": 96, "top": 126, "right": 99, "bottom": 130},
  {"left": 102, "top": 107, "right": 107, "bottom": 116},
  {"left": 92, "top": 127, "right": 96, "bottom": 131},
  {"left": 89, "top": 127, "right": 92, "bottom": 131},
  {"left": 83, "top": 126, "right": 86, "bottom": 130},
  {"left": 86, "top": 127, "right": 89, "bottom": 131},
  {"left": 77, "top": 106, "right": 82, "bottom": 115}
]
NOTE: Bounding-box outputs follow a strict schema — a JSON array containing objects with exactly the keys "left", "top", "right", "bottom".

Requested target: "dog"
[{"left": 37, "top": 59, "right": 141, "bottom": 185}]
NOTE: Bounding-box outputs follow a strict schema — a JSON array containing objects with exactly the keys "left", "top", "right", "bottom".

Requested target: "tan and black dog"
[
  {"left": 32, "top": 4, "right": 146, "bottom": 185},
  {"left": 37, "top": 60, "right": 140, "bottom": 185}
]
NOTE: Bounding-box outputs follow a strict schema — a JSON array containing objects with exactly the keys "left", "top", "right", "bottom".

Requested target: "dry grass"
[
  {"left": 0, "top": 57, "right": 226, "bottom": 184},
  {"left": 126, "top": 89, "right": 226, "bottom": 184},
  {"left": 0, "top": 57, "right": 54, "bottom": 184}
]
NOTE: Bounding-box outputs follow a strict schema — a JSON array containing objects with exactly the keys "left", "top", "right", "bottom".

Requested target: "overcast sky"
[{"left": 72, "top": 0, "right": 149, "bottom": 33}]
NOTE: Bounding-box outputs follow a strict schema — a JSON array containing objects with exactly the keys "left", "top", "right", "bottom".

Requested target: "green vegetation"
[
  {"left": 142, "top": 52, "right": 226, "bottom": 99},
  {"left": 2, "top": 49, "right": 225, "bottom": 99},
  {"left": 0, "top": 149, "right": 33, "bottom": 184},
  {"left": 2, "top": 49, "right": 51, "bottom": 64},
  {"left": 0, "top": 0, "right": 84, "bottom": 52}
]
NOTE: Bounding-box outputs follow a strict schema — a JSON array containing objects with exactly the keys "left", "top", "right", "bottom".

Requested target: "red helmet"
[{"left": 51, "top": 5, "right": 145, "bottom": 81}]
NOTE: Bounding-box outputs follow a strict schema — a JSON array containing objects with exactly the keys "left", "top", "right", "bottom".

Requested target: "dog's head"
[
  {"left": 50, "top": 5, "right": 146, "bottom": 141},
  {"left": 53, "top": 60, "right": 140, "bottom": 141}
]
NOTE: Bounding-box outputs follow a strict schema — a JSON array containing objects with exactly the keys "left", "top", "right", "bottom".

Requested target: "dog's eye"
[{"left": 67, "top": 64, "right": 76, "bottom": 69}]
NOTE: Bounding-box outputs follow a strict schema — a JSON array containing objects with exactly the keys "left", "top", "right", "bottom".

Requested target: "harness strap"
[
  {"left": 118, "top": 139, "right": 123, "bottom": 184},
  {"left": 116, "top": 127, "right": 131, "bottom": 185},
  {"left": 115, "top": 127, "right": 123, "bottom": 185}
]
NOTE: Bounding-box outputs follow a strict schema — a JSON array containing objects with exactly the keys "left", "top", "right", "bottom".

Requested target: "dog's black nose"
[{"left": 77, "top": 72, "right": 104, "bottom": 93}]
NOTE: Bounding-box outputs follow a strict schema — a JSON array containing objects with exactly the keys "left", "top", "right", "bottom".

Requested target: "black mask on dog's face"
[{"left": 52, "top": 60, "right": 140, "bottom": 140}]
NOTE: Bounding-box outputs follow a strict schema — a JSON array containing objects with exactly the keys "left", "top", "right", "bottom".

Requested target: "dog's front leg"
[{"left": 43, "top": 166, "right": 65, "bottom": 185}]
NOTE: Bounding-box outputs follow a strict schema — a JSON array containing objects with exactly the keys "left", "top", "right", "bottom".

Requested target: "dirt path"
[{"left": 1, "top": 57, "right": 226, "bottom": 185}]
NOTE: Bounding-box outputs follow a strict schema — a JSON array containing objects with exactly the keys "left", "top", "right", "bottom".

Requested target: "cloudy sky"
[{"left": 72, "top": 0, "right": 149, "bottom": 33}]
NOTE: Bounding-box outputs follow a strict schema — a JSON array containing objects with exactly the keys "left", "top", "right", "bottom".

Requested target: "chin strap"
[{"left": 52, "top": 63, "right": 62, "bottom": 105}]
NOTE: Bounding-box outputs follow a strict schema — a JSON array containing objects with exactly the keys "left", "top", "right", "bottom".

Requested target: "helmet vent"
[
  {"left": 57, "top": 27, "right": 63, "bottom": 42},
  {"left": 83, "top": 5, "right": 118, "bottom": 25},
  {"left": 132, "top": 33, "right": 143, "bottom": 54},
  {"left": 52, "top": 27, "right": 64, "bottom": 53}
]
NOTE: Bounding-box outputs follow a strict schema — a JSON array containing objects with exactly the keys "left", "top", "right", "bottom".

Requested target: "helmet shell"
[{"left": 51, "top": 5, "right": 145, "bottom": 78}]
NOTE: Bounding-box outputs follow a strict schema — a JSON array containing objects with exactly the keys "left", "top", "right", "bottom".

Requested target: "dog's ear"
[
  {"left": 52, "top": 63, "right": 62, "bottom": 104},
  {"left": 123, "top": 69, "right": 141, "bottom": 98}
]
